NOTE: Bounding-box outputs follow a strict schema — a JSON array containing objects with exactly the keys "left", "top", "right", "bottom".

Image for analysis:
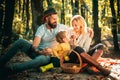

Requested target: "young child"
[
  {"left": 52, "top": 31, "right": 71, "bottom": 59},
  {"left": 40, "top": 31, "right": 71, "bottom": 72}
]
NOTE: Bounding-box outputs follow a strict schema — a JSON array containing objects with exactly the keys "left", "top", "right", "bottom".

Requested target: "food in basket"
[
  {"left": 72, "top": 65, "right": 77, "bottom": 69},
  {"left": 60, "top": 50, "right": 82, "bottom": 74},
  {"left": 64, "top": 56, "right": 70, "bottom": 61}
]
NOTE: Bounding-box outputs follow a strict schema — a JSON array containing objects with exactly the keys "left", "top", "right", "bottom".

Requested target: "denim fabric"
[
  {"left": 11, "top": 55, "right": 50, "bottom": 72},
  {"left": 0, "top": 39, "right": 50, "bottom": 73}
]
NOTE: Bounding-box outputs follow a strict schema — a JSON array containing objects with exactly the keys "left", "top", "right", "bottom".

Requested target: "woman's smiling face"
[{"left": 72, "top": 19, "right": 84, "bottom": 34}]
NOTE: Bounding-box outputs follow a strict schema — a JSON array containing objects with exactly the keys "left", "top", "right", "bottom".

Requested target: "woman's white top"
[{"left": 67, "top": 28, "right": 92, "bottom": 52}]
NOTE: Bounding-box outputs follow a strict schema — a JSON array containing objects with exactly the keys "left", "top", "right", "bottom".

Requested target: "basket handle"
[
  {"left": 60, "top": 50, "right": 82, "bottom": 68},
  {"left": 72, "top": 50, "right": 82, "bottom": 68}
]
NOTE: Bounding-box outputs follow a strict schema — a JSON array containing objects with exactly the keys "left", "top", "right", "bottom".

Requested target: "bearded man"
[{"left": 0, "top": 8, "right": 68, "bottom": 79}]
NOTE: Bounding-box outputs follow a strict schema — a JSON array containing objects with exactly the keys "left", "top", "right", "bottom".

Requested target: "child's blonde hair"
[{"left": 56, "top": 31, "right": 66, "bottom": 43}]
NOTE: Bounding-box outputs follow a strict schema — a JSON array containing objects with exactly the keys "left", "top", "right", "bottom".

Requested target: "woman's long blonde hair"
[{"left": 70, "top": 15, "right": 87, "bottom": 33}]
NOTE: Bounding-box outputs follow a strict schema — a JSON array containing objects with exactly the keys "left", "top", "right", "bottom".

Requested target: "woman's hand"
[{"left": 87, "top": 28, "right": 94, "bottom": 38}]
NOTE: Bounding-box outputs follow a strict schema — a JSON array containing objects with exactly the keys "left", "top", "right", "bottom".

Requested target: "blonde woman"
[
  {"left": 68, "top": 15, "right": 104, "bottom": 60},
  {"left": 67, "top": 15, "right": 111, "bottom": 76}
]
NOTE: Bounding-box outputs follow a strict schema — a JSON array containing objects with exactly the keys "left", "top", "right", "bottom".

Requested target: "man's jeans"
[{"left": 0, "top": 39, "right": 50, "bottom": 73}]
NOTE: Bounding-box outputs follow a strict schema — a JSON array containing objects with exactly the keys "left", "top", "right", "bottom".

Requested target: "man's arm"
[
  {"left": 32, "top": 36, "right": 53, "bottom": 56},
  {"left": 32, "top": 36, "right": 41, "bottom": 47},
  {"left": 31, "top": 36, "right": 43, "bottom": 55}
]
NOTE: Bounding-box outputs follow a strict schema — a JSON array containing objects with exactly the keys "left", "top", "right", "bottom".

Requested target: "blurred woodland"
[{"left": 0, "top": 0, "right": 120, "bottom": 53}]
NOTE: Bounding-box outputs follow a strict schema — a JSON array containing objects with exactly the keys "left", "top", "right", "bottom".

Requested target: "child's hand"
[{"left": 70, "top": 35, "right": 76, "bottom": 40}]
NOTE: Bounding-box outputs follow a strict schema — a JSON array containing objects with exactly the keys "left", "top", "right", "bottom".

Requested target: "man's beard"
[{"left": 48, "top": 21, "right": 57, "bottom": 29}]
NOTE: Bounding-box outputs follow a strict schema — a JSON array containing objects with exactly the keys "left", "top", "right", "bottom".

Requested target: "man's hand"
[
  {"left": 31, "top": 46, "right": 43, "bottom": 55},
  {"left": 42, "top": 48, "right": 53, "bottom": 56}
]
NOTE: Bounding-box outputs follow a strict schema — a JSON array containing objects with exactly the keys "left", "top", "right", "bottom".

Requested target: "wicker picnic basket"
[{"left": 60, "top": 50, "right": 82, "bottom": 74}]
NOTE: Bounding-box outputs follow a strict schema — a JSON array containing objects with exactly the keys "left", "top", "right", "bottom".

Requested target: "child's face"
[{"left": 63, "top": 33, "right": 70, "bottom": 43}]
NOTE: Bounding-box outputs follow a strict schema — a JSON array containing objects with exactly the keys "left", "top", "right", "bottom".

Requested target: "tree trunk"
[
  {"left": 81, "top": 2, "right": 85, "bottom": 18},
  {"left": 74, "top": 0, "right": 79, "bottom": 15},
  {"left": 61, "top": 0, "right": 65, "bottom": 24},
  {"left": 25, "top": 0, "right": 30, "bottom": 36},
  {"left": 22, "top": 0, "right": 25, "bottom": 20},
  {"left": 101, "top": 2, "right": 106, "bottom": 26},
  {"left": 71, "top": 0, "right": 74, "bottom": 15},
  {"left": 31, "top": 0, "right": 44, "bottom": 35},
  {"left": 110, "top": 0, "right": 119, "bottom": 50},
  {"left": 117, "top": 0, "right": 120, "bottom": 33},
  {"left": 2, "top": 0, "right": 15, "bottom": 48},
  {"left": 0, "top": 0, "right": 4, "bottom": 44},
  {"left": 92, "top": 0, "right": 101, "bottom": 44},
  {"left": 18, "top": 0, "right": 21, "bottom": 15},
  {"left": 46, "top": 0, "right": 53, "bottom": 8}
]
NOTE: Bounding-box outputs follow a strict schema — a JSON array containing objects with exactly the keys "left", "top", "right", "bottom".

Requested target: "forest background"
[{"left": 0, "top": 0, "right": 120, "bottom": 53}]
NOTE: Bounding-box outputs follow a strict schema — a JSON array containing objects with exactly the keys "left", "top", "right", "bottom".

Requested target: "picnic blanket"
[{"left": 97, "top": 58, "right": 120, "bottom": 79}]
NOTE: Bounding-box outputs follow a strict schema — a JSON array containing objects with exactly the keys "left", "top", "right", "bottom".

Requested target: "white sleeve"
[
  {"left": 35, "top": 25, "right": 45, "bottom": 38},
  {"left": 82, "top": 33, "right": 92, "bottom": 52},
  {"left": 77, "top": 32, "right": 92, "bottom": 52}
]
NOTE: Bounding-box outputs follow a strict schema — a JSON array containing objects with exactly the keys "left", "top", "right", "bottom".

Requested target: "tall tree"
[
  {"left": 117, "top": 0, "right": 120, "bottom": 33},
  {"left": 74, "top": 0, "right": 79, "bottom": 15},
  {"left": 46, "top": 0, "right": 53, "bottom": 8},
  {"left": 92, "top": 0, "right": 101, "bottom": 44},
  {"left": 71, "top": 0, "right": 79, "bottom": 15},
  {"left": 71, "top": 0, "right": 74, "bottom": 15},
  {"left": 31, "top": 0, "right": 44, "bottom": 35},
  {"left": 101, "top": 0, "right": 107, "bottom": 25},
  {"left": 81, "top": 1, "right": 86, "bottom": 18},
  {"left": 22, "top": 0, "right": 25, "bottom": 20},
  {"left": 0, "top": 0, "right": 4, "bottom": 44},
  {"left": 61, "top": 0, "right": 65, "bottom": 24},
  {"left": 2, "top": 0, "right": 15, "bottom": 48},
  {"left": 110, "top": 0, "right": 119, "bottom": 50},
  {"left": 25, "top": 0, "right": 30, "bottom": 36}
]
